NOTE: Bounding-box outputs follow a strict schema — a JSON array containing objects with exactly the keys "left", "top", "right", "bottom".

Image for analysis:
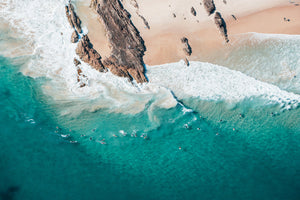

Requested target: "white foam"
[
  {"left": 212, "top": 32, "right": 300, "bottom": 94},
  {"left": 146, "top": 60, "right": 300, "bottom": 110},
  {"left": 0, "top": 0, "right": 178, "bottom": 115},
  {"left": 1, "top": 0, "right": 299, "bottom": 116}
]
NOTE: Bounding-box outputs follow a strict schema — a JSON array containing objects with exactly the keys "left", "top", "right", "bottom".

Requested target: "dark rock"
[
  {"left": 191, "top": 7, "right": 196, "bottom": 16},
  {"left": 130, "top": 0, "right": 139, "bottom": 9},
  {"left": 89, "top": 0, "right": 98, "bottom": 9},
  {"left": 71, "top": 30, "right": 79, "bottom": 43},
  {"left": 75, "top": 35, "right": 107, "bottom": 72},
  {"left": 232, "top": 15, "right": 237, "bottom": 20},
  {"left": 203, "top": 0, "right": 216, "bottom": 16},
  {"left": 214, "top": 12, "right": 229, "bottom": 43},
  {"left": 223, "top": 0, "right": 227, "bottom": 4},
  {"left": 181, "top": 37, "right": 192, "bottom": 56},
  {"left": 184, "top": 58, "right": 189, "bottom": 66},
  {"left": 73, "top": 58, "right": 81, "bottom": 66},
  {"left": 173, "top": 13, "right": 176, "bottom": 18},
  {"left": 76, "top": 67, "right": 87, "bottom": 87},
  {"left": 92, "top": 0, "right": 148, "bottom": 83},
  {"left": 137, "top": 13, "right": 150, "bottom": 29},
  {"left": 66, "top": 3, "right": 82, "bottom": 33}
]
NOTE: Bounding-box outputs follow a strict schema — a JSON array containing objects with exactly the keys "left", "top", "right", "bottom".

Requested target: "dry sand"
[{"left": 76, "top": 0, "right": 300, "bottom": 65}]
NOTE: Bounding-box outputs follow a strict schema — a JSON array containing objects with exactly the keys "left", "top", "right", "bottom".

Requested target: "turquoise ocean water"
[{"left": 1, "top": 1, "right": 300, "bottom": 200}]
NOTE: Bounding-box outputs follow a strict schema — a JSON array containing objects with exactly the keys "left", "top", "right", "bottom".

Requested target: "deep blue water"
[{"left": 1, "top": 54, "right": 300, "bottom": 200}]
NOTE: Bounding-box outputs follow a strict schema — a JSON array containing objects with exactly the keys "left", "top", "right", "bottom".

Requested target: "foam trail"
[
  {"left": 0, "top": 0, "right": 178, "bottom": 115},
  {"left": 1, "top": 0, "right": 299, "bottom": 116},
  {"left": 147, "top": 60, "right": 300, "bottom": 111}
]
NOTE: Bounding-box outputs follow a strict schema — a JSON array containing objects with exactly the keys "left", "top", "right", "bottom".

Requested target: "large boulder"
[
  {"left": 203, "top": 0, "right": 216, "bottom": 16},
  {"left": 214, "top": 12, "right": 229, "bottom": 43}
]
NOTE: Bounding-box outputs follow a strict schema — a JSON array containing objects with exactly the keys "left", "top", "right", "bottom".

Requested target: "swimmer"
[
  {"left": 113, "top": 134, "right": 118, "bottom": 137},
  {"left": 89, "top": 137, "right": 93, "bottom": 141},
  {"left": 80, "top": 134, "right": 85, "bottom": 137},
  {"left": 141, "top": 133, "right": 145, "bottom": 138},
  {"left": 216, "top": 132, "right": 219, "bottom": 136},
  {"left": 61, "top": 134, "right": 70, "bottom": 138},
  {"left": 119, "top": 130, "right": 127, "bottom": 136},
  {"left": 184, "top": 124, "right": 189, "bottom": 129},
  {"left": 100, "top": 141, "right": 106, "bottom": 145},
  {"left": 179, "top": 147, "right": 182, "bottom": 150},
  {"left": 233, "top": 128, "right": 235, "bottom": 131},
  {"left": 70, "top": 140, "right": 78, "bottom": 144},
  {"left": 197, "top": 128, "right": 200, "bottom": 130}
]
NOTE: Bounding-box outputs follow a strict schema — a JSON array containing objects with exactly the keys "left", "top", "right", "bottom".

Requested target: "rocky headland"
[
  {"left": 67, "top": 0, "right": 300, "bottom": 80},
  {"left": 66, "top": 0, "right": 148, "bottom": 83}
]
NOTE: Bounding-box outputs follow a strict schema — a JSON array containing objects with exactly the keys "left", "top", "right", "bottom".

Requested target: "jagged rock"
[
  {"left": 76, "top": 67, "right": 87, "bottom": 87},
  {"left": 184, "top": 58, "right": 189, "bottom": 66},
  {"left": 181, "top": 37, "right": 192, "bottom": 56},
  {"left": 65, "top": 6, "right": 73, "bottom": 27},
  {"left": 130, "top": 0, "right": 139, "bottom": 9},
  {"left": 73, "top": 58, "right": 81, "bottom": 66},
  {"left": 76, "top": 35, "right": 106, "bottom": 72},
  {"left": 71, "top": 30, "right": 79, "bottom": 43},
  {"left": 203, "top": 0, "right": 216, "bottom": 16},
  {"left": 232, "top": 15, "right": 237, "bottom": 20},
  {"left": 191, "top": 7, "right": 196, "bottom": 16},
  {"left": 66, "top": 3, "right": 82, "bottom": 33},
  {"left": 214, "top": 12, "right": 229, "bottom": 43},
  {"left": 89, "top": 0, "right": 99, "bottom": 9},
  {"left": 92, "top": 0, "right": 148, "bottom": 83},
  {"left": 137, "top": 13, "right": 150, "bottom": 29}
]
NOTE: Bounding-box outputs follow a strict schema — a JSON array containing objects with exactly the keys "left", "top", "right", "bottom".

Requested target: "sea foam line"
[
  {"left": 1, "top": 0, "right": 299, "bottom": 115},
  {"left": 147, "top": 60, "right": 300, "bottom": 111}
]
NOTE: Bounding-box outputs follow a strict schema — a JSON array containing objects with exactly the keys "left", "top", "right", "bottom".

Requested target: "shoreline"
[{"left": 76, "top": 0, "right": 300, "bottom": 66}]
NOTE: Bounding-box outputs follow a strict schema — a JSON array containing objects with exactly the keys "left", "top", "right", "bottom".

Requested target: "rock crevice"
[
  {"left": 214, "top": 12, "right": 229, "bottom": 43},
  {"left": 91, "top": 0, "right": 148, "bottom": 83}
]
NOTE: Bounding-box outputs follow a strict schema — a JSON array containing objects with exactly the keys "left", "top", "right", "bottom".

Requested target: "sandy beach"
[{"left": 76, "top": 0, "right": 300, "bottom": 65}]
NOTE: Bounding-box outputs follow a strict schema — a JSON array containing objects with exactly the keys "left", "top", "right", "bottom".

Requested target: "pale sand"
[
  {"left": 75, "top": 1, "right": 111, "bottom": 59},
  {"left": 75, "top": 0, "right": 300, "bottom": 65}
]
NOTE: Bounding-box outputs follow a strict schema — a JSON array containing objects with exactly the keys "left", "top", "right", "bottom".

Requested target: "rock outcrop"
[
  {"left": 184, "top": 58, "right": 190, "bottom": 66},
  {"left": 65, "top": 4, "right": 82, "bottom": 33},
  {"left": 73, "top": 58, "right": 81, "bottom": 66},
  {"left": 66, "top": 2, "right": 107, "bottom": 76},
  {"left": 214, "top": 12, "right": 229, "bottom": 43},
  {"left": 75, "top": 35, "right": 106, "bottom": 72},
  {"left": 137, "top": 13, "right": 150, "bottom": 29},
  {"left": 203, "top": 0, "right": 216, "bottom": 16},
  {"left": 74, "top": 56, "right": 86, "bottom": 87},
  {"left": 71, "top": 30, "right": 79, "bottom": 43},
  {"left": 181, "top": 37, "right": 192, "bottom": 56},
  {"left": 191, "top": 7, "right": 197, "bottom": 16},
  {"left": 91, "top": 0, "right": 148, "bottom": 83}
]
